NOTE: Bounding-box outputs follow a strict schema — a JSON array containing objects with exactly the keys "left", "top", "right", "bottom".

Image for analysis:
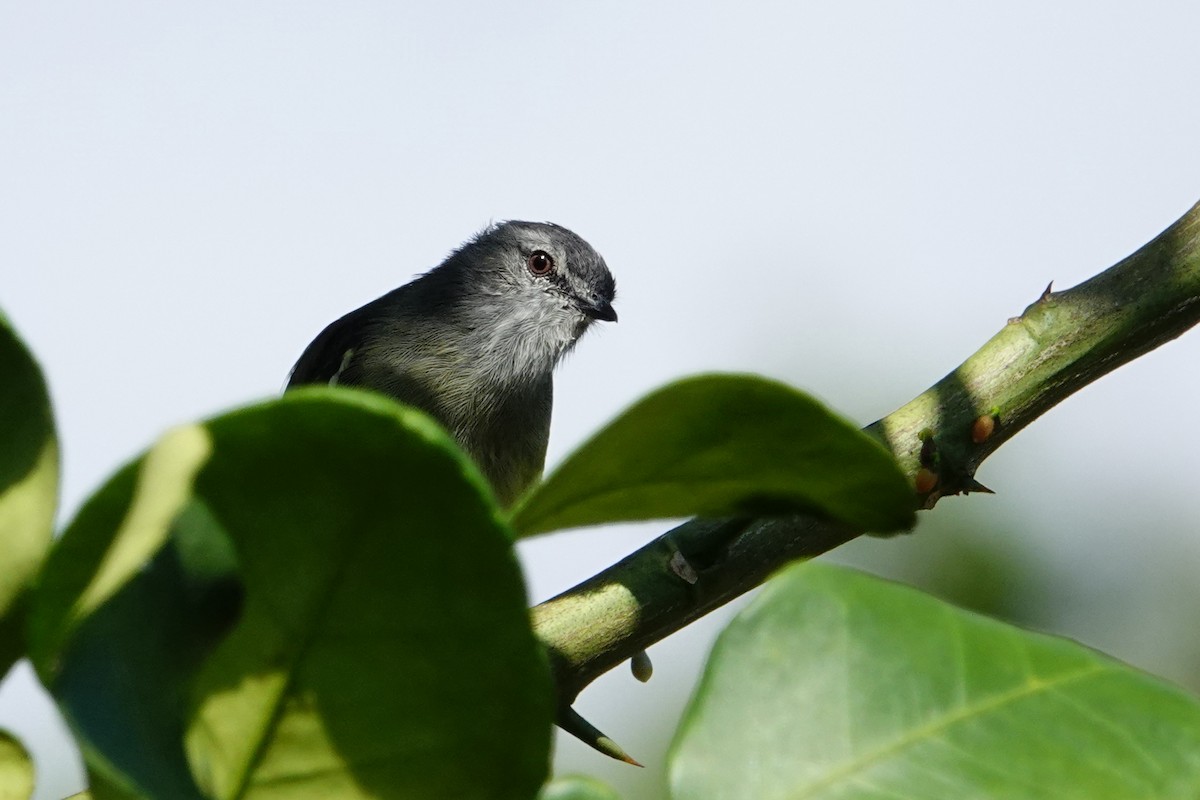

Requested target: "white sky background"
[{"left": 3, "top": 3, "right": 1200, "bottom": 798}]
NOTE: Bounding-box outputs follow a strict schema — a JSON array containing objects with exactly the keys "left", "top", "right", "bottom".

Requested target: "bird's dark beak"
[{"left": 576, "top": 295, "right": 618, "bottom": 322}]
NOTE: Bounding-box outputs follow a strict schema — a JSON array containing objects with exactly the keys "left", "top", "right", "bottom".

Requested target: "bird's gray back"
[{"left": 288, "top": 282, "right": 553, "bottom": 505}]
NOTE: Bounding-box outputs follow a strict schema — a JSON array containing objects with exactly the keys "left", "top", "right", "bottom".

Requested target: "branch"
[{"left": 534, "top": 200, "right": 1200, "bottom": 754}]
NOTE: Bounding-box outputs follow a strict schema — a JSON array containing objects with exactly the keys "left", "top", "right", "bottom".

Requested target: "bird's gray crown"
[
  {"left": 448, "top": 221, "right": 616, "bottom": 316},
  {"left": 400, "top": 220, "right": 616, "bottom": 383}
]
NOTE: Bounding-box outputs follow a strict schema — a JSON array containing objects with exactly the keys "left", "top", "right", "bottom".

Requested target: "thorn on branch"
[
  {"left": 915, "top": 425, "right": 998, "bottom": 505},
  {"left": 557, "top": 704, "right": 643, "bottom": 767},
  {"left": 963, "top": 477, "right": 995, "bottom": 494},
  {"left": 1014, "top": 280, "right": 1058, "bottom": 322}
]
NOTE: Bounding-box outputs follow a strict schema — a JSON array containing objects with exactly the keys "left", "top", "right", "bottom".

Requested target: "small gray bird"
[{"left": 287, "top": 221, "right": 617, "bottom": 506}]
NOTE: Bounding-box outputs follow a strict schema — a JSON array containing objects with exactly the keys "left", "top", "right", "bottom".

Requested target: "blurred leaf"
[
  {"left": 0, "top": 730, "right": 33, "bottom": 800},
  {"left": 831, "top": 511, "right": 1050, "bottom": 626},
  {"left": 511, "top": 374, "right": 915, "bottom": 538},
  {"left": 74, "top": 767, "right": 141, "bottom": 800},
  {"left": 32, "top": 388, "right": 553, "bottom": 799},
  {"left": 538, "top": 775, "right": 622, "bottom": 800},
  {"left": 670, "top": 562, "right": 1200, "bottom": 800},
  {"left": 0, "top": 313, "right": 58, "bottom": 677}
]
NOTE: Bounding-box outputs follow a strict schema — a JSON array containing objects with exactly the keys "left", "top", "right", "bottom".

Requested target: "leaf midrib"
[{"left": 789, "top": 664, "right": 1107, "bottom": 799}]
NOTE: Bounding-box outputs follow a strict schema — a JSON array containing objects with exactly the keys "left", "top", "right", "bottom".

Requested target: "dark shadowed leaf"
[
  {"left": 511, "top": 375, "right": 914, "bottom": 538},
  {"left": 670, "top": 562, "right": 1200, "bottom": 800},
  {"left": 0, "top": 313, "right": 58, "bottom": 677}
]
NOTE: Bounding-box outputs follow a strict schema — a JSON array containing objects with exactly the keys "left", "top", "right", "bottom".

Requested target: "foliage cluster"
[{"left": 2, "top": 311, "right": 1198, "bottom": 799}]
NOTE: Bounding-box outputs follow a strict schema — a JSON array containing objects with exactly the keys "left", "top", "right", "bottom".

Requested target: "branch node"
[
  {"left": 1017, "top": 280, "right": 1058, "bottom": 320},
  {"left": 669, "top": 549, "right": 699, "bottom": 585}
]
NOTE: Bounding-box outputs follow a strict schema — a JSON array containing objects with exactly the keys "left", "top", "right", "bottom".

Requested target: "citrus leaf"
[
  {"left": 0, "top": 313, "right": 58, "bottom": 677},
  {"left": 670, "top": 562, "right": 1200, "bottom": 799},
  {"left": 511, "top": 375, "right": 914, "bottom": 538},
  {"left": 30, "top": 430, "right": 237, "bottom": 800},
  {"left": 185, "top": 389, "right": 552, "bottom": 799},
  {"left": 0, "top": 730, "right": 33, "bottom": 800},
  {"left": 31, "top": 388, "right": 553, "bottom": 800}
]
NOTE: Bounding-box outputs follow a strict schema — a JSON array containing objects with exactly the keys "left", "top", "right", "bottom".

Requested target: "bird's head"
[{"left": 443, "top": 221, "right": 617, "bottom": 378}]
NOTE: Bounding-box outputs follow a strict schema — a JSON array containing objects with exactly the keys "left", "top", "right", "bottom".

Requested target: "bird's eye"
[{"left": 527, "top": 250, "right": 555, "bottom": 276}]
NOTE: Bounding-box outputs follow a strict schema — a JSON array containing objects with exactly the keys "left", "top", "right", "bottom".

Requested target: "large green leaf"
[
  {"left": 29, "top": 427, "right": 262, "bottom": 799},
  {"left": 510, "top": 375, "right": 914, "bottom": 538},
  {"left": 670, "top": 562, "right": 1200, "bottom": 800},
  {"left": 0, "top": 730, "right": 33, "bottom": 800},
  {"left": 30, "top": 426, "right": 214, "bottom": 668},
  {"left": 0, "top": 313, "right": 58, "bottom": 676},
  {"left": 31, "top": 388, "right": 553, "bottom": 799}
]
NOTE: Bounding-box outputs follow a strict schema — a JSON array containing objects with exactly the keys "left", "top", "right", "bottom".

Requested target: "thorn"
[
  {"left": 964, "top": 477, "right": 995, "bottom": 494},
  {"left": 630, "top": 649, "right": 653, "bottom": 682},
  {"left": 557, "top": 704, "right": 643, "bottom": 767},
  {"left": 1013, "top": 281, "right": 1056, "bottom": 323}
]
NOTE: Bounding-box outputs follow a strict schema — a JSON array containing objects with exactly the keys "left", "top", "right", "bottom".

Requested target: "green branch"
[{"left": 534, "top": 200, "right": 1200, "bottom": 742}]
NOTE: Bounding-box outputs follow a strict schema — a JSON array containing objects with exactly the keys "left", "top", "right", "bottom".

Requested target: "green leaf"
[
  {"left": 187, "top": 389, "right": 552, "bottom": 799},
  {"left": 29, "top": 429, "right": 239, "bottom": 799},
  {"left": 46, "top": 426, "right": 214, "bottom": 663},
  {"left": 670, "top": 562, "right": 1200, "bottom": 800},
  {"left": 0, "top": 730, "right": 34, "bottom": 800},
  {"left": 34, "top": 387, "right": 552, "bottom": 799},
  {"left": 0, "top": 313, "right": 58, "bottom": 676},
  {"left": 510, "top": 374, "right": 915, "bottom": 538},
  {"left": 538, "top": 775, "right": 622, "bottom": 800},
  {"left": 73, "top": 767, "right": 141, "bottom": 800}
]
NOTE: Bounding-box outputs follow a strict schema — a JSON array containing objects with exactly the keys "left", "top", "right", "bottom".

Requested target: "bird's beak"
[{"left": 576, "top": 295, "right": 618, "bottom": 322}]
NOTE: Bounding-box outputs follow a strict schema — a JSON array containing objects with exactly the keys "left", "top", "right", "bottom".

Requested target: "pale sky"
[{"left": 3, "top": 3, "right": 1200, "bottom": 798}]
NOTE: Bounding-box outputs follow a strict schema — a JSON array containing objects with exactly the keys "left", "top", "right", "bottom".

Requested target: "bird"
[{"left": 287, "top": 221, "right": 617, "bottom": 507}]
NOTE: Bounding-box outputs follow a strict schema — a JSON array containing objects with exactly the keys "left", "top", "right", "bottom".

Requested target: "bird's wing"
[{"left": 287, "top": 302, "right": 380, "bottom": 388}]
